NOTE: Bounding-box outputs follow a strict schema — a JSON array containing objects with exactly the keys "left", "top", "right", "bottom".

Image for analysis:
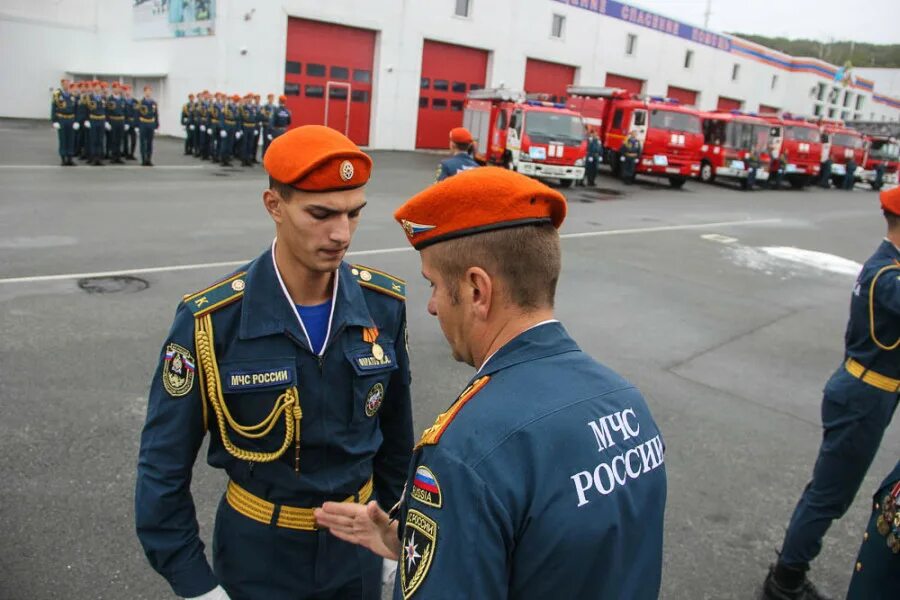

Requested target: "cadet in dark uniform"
[
  {"left": 317, "top": 167, "right": 668, "bottom": 599},
  {"left": 585, "top": 128, "right": 602, "bottom": 186},
  {"left": 197, "top": 90, "right": 211, "bottom": 160},
  {"left": 846, "top": 458, "right": 900, "bottom": 599},
  {"left": 74, "top": 82, "right": 88, "bottom": 160},
  {"left": 269, "top": 95, "right": 292, "bottom": 146},
  {"left": 135, "top": 125, "right": 414, "bottom": 600},
  {"left": 218, "top": 94, "right": 239, "bottom": 168},
  {"left": 124, "top": 85, "right": 138, "bottom": 160},
  {"left": 745, "top": 147, "right": 760, "bottom": 191},
  {"left": 182, "top": 93, "right": 195, "bottom": 155},
  {"left": 259, "top": 94, "right": 276, "bottom": 159},
  {"left": 251, "top": 94, "right": 262, "bottom": 163},
  {"left": 843, "top": 157, "right": 857, "bottom": 190},
  {"left": 138, "top": 85, "right": 159, "bottom": 167},
  {"left": 763, "top": 186, "right": 900, "bottom": 600},
  {"left": 51, "top": 82, "right": 78, "bottom": 166},
  {"left": 85, "top": 81, "right": 107, "bottom": 166},
  {"left": 106, "top": 83, "right": 127, "bottom": 164},
  {"left": 872, "top": 162, "right": 885, "bottom": 192},
  {"left": 621, "top": 130, "right": 641, "bottom": 184},
  {"left": 238, "top": 95, "right": 258, "bottom": 167},
  {"left": 435, "top": 127, "right": 479, "bottom": 182}
]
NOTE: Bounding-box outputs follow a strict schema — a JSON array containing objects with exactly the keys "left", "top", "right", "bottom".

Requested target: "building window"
[
  {"left": 813, "top": 104, "right": 823, "bottom": 116},
  {"left": 853, "top": 113, "right": 861, "bottom": 120},
  {"left": 454, "top": 0, "right": 471, "bottom": 18},
  {"left": 856, "top": 95, "right": 865, "bottom": 110},
  {"left": 451, "top": 81, "right": 467, "bottom": 93},
  {"left": 684, "top": 50, "right": 693, "bottom": 69},
  {"left": 816, "top": 83, "right": 826, "bottom": 101},
  {"left": 840, "top": 110, "right": 849, "bottom": 120},
  {"left": 842, "top": 90, "right": 852, "bottom": 107},
  {"left": 305, "top": 85, "right": 324, "bottom": 98},
  {"left": 329, "top": 66, "right": 349, "bottom": 80},
  {"left": 470, "top": 83, "right": 483, "bottom": 91},
  {"left": 827, "top": 107, "right": 836, "bottom": 118},
  {"left": 450, "top": 100, "right": 464, "bottom": 111},
  {"left": 284, "top": 83, "right": 300, "bottom": 96},
  {"left": 551, "top": 14, "right": 565, "bottom": 38},
  {"left": 771, "top": 75, "right": 778, "bottom": 89},
  {"left": 285, "top": 61, "right": 301, "bottom": 75},
  {"left": 306, "top": 64, "right": 326, "bottom": 77},
  {"left": 351, "top": 90, "right": 369, "bottom": 103},
  {"left": 328, "top": 86, "right": 348, "bottom": 100},
  {"left": 419, "top": 97, "right": 428, "bottom": 109},
  {"left": 433, "top": 79, "right": 449, "bottom": 91},
  {"left": 829, "top": 87, "right": 840, "bottom": 104},
  {"left": 420, "top": 77, "right": 430, "bottom": 89},
  {"left": 731, "top": 64, "right": 740, "bottom": 81},
  {"left": 432, "top": 98, "right": 447, "bottom": 110},
  {"left": 625, "top": 33, "right": 637, "bottom": 55}
]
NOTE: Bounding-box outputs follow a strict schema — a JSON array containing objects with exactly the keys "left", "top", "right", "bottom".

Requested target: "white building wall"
[{"left": 2, "top": 0, "right": 898, "bottom": 146}]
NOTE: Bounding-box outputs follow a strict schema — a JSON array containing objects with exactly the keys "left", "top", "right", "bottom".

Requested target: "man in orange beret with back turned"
[
  {"left": 435, "top": 126, "right": 479, "bottom": 182},
  {"left": 763, "top": 185, "right": 900, "bottom": 600},
  {"left": 136, "top": 125, "right": 414, "bottom": 600},
  {"left": 316, "top": 166, "right": 667, "bottom": 599}
]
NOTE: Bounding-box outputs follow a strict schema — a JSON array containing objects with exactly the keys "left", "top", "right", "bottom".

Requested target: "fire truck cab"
[
  {"left": 463, "top": 88, "right": 586, "bottom": 187},
  {"left": 757, "top": 113, "right": 822, "bottom": 189},
  {"left": 861, "top": 135, "right": 899, "bottom": 191},
  {"left": 567, "top": 86, "right": 702, "bottom": 189},
  {"left": 816, "top": 119, "right": 869, "bottom": 188},
  {"left": 698, "top": 111, "right": 775, "bottom": 189}
]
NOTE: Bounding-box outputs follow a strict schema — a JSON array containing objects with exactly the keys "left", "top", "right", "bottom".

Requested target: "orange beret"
[
  {"left": 279, "top": 95, "right": 287, "bottom": 102},
  {"left": 264, "top": 125, "right": 372, "bottom": 192},
  {"left": 231, "top": 94, "right": 240, "bottom": 101},
  {"left": 881, "top": 186, "right": 900, "bottom": 216},
  {"left": 394, "top": 166, "right": 567, "bottom": 250},
  {"left": 449, "top": 127, "right": 473, "bottom": 144}
]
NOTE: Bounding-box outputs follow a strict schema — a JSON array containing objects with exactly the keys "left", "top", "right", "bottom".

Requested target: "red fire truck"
[
  {"left": 566, "top": 86, "right": 703, "bottom": 188},
  {"left": 757, "top": 113, "right": 822, "bottom": 189},
  {"left": 698, "top": 111, "right": 774, "bottom": 189},
  {"left": 816, "top": 119, "right": 869, "bottom": 188},
  {"left": 860, "top": 135, "right": 899, "bottom": 190},
  {"left": 462, "top": 89, "right": 587, "bottom": 187}
]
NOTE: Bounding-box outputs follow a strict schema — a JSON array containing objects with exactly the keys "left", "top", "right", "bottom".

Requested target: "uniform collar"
[
  {"left": 454, "top": 152, "right": 470, "bottom": 158},
  {"left": 475, "top": 321, "right": 579, "bottom": 377},
  {"left": 238, "top": 245, "right": 374, "bottom": 347},
  {"left": 881, "top": 238, "right": 900, "bottom": 257}
]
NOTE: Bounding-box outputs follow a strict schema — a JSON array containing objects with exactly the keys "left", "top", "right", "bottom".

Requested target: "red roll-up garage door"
[
  {"left": 759, "top": 103, "right": 780, "bottom": 114},
  {"left": 717, "top": 96, "right": 743, "bottom": 111},
  {"left": 284, "top": 18, "right": 375, "bottom": 146},
  {"left": 416, "top": 40, "right": 489, "bottom": 149},
  {"left": 524, "top": 58, "right": 576, "bottom": 103},
  {"left": 605, "top": 73, "right": 644, "bottom": 95},
  {"left": 666, "top": 85, "right": 698, "bottom": 106}
]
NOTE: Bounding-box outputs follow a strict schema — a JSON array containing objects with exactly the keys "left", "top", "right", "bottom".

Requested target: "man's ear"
[
  {"left": 466, "top": 266, "right": 493, "bottom": 320},
  {"left": 262, "top": 188, "right": 284, "bottom": 224}
]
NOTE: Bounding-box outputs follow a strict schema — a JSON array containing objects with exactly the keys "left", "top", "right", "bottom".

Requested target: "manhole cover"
[{"left": 78, "top": 276, "right": 149, "bottom": 294}]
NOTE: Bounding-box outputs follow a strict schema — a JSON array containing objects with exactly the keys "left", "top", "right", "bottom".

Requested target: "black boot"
[
  {"left": 762, "top": 563, "right": 832, "bottom": 600},
  {"left": 61, "top": 157, "right": 67, "bottom": 166}
]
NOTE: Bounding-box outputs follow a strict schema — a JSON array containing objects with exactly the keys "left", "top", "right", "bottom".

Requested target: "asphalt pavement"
[{"left": 0, "top": 119, "right": 897, "bottom": 599}]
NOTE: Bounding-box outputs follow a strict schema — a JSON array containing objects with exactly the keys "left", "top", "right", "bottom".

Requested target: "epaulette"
[
  {"left": 350, "top": 264, "right": 405, "bottom": 300},
  {"left": 183, "top": 272, "right": 247, "bottom": 317},
  {"left": 415, "top": 376, "right": 490, "bottom": 449}
]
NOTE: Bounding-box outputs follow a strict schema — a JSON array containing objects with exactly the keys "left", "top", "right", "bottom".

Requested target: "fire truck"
[
  {"left": 462, "top": 89, "right": 587, "bottom": 187},
  {"left": 860, "top": 135, "right": 899, "bottom": 190},
  {"left": 816, "top": 119, "right": 870, "bottom": 188},
  {"left": 757, "top": 113, "right": 822, "bottom": 189},
  {"left": 698, "top": 111, "right": 775, "bottom": 189},
  {"left": 566, "top": 86, "right": 703, "bottom": 189}
]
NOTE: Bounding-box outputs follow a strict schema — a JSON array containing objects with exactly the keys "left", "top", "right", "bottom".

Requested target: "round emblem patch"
[
  {"left": 365, "top": 382, "right": 385, "bottom": 417},
  {"left": 340, "top": 160, "right": 354, "bottom": 181},
  {"left": 162, "top": 342, "right": 196, "bottom": 397},
  {"left": 231, "top": 279, "right": 245, "bottom": 292},
  {"left": 359, "top": 270, "right": 372, "bottom": 282}
]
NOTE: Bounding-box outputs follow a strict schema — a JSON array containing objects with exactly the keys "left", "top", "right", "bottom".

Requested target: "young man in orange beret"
[
  {"left": 316, "top": 167, "right": 667, "bottom": 599},
  {"left": 763, "top": 186, "right": 900, "bottom": 600},
  {"left": 435, "top": 126, "right": 479, "bottom": 182},
  {"left": 136, "top": 126, "right": 414, "bottom": 600}
]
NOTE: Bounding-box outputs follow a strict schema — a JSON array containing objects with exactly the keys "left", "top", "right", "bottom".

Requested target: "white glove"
[
  {"left": 104, "top": 122, "right": 112, "bottom": 131},
  {"left": 189, "top": 124, "right": 195, "bottom": 130},
  {"left": 52, "top": 122, "right": 61, "bottom": 130},
  {"left": 124, "top": 124, "right": 130, "bottom": 131},
  {"left": 219, "top": 130, "right": 227, "bottom": 139},
  {"left": 84, "top": 121, "right": 91, "bottom": 129},
  {"left": 267, "top": 134, "right": 272, "bottom": 140},
  {"left": 200, "top": 125, "right": 206, "bottom": 132},
  {"left": 185, "top": 585, "right": 231, "bottom": 600},
  {"left": 72, "top": 122, "right": 80, "bottom": 131},
  {"left": 235, "top": 131, "right": 242, "bottom": 139}
]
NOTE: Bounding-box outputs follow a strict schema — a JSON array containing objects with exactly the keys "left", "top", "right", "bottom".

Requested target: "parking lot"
[{"left": 0, "top": 118, "right": 897, "bottom": 599}]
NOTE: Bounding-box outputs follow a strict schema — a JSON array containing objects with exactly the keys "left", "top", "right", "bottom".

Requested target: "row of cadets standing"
[{"left": 182, "top": 91, "right": 292, "bottom": 167}]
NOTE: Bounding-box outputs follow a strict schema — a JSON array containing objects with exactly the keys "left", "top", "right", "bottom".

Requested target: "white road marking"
[
  {"left": 0, "top": 165, "right": 206, "bottom": 170},
  {"left": 0, "top": 218, "right": 781, "bottom": 285},
  {"left": 701, "top": 233, "right": 739, "bottom": 244}
]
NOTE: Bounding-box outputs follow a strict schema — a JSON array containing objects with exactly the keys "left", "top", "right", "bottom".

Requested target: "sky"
[{"left": 629, "top": 0, "right": 899, "bottom": 45}]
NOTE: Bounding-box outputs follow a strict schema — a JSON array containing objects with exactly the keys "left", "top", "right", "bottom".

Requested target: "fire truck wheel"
[
  {"left": 558, "top": 179, "right": 573, "bottom": 188},
  {"left": 789, "top": 178, "right": 806, "bottom": 190},
  {"left": 699, "top": 162, "right": 714, "bottom": 183},
  {"left": 668, "top": 176, "right": 686, "bottom": 189}
]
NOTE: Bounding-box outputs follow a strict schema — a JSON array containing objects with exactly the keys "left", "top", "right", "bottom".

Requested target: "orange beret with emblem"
[
  {"left": 264, "top": 125, "right": 372, "bottom": 192},
  {"left": 449, "top": 127, "right": 473, "bottom": 144},
  {"left": 882, "top": 186, "right": 900, "bottom": 216},
  {"left": 394, "top": 166, "right": 566, "bottom": 249}
]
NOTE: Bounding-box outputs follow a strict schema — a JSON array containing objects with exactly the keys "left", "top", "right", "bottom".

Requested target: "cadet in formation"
[
  {"left": 762, "top": 185, "right": 900, "bottom": 600},
  {"left": 620, "top": 130, "right": 641, "bottom": 184},
  {"left": 584, "top": 128, "right": 602, "bottom": 186},
  {"left": 435, "top": 127, "right": 479, "bottom": 182},
  {"left": 316, "top": 166, "right": 668, "bottom": 599},
  {"left": 137, "top": 85, "right": 159, "bottom": 166},
  {"left": 135, "top": 125, "right": 414, "bottom": 600},
  {"left": 50, "top": 80, "right": 78, "bottom": 166}
]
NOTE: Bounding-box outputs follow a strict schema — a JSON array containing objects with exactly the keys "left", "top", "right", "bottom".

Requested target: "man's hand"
[
  {"left": 314, "top": 501, "right": 401, "bottom": 560},
  {"left": 185, "top": 584, "right": 231, "bottom": 600}
]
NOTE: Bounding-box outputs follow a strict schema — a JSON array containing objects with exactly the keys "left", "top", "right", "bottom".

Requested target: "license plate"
[
  {"left": 665, "top": 167, "right": 680, "bottom": 174},
  {"left": 529, "top": 146, "right": 546, "bottom": 160},
  {"left": 653, "top": 155, "right": 668, "bottom": 166},
  {"left": 786, "top": 164, "right": 797, "bottom": 173}
]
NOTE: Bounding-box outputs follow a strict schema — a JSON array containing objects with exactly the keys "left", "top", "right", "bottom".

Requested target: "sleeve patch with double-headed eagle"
[
  {"left": 183, "top": 272, "right": 247, "bottom": 317},
  {"left": 350, "top": 264, "right": 406, "bottom": 301}
]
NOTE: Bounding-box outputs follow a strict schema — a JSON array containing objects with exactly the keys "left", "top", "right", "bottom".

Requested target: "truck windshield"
[
  {"left": 784, "top": 126, "right": 818, "bottom": 142},
  {"left": 524, "top": 112, "right": 584, "bottom": 143},
  {"left": 725, "top": 122, "right": 770, "bottom": 150},
  {"left": 649, "top": 109, "right": 701, "bottom": 134},
  {"left": 868, "top": 140, "right": 899, "bottom": 160},
  {"left": 832, "top": 133, "right": 863, "bottom": 148}
]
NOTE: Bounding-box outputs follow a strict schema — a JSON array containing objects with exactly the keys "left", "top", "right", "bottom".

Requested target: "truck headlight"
[
  {"left": 574, "top": 158, "right": 584, "bottom": 167},
  {"left": 518, "top": 153, "right": 532, "bottom": 162}
]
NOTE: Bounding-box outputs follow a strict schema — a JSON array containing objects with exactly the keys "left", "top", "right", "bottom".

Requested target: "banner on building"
[{"left": 133, "top": 0, "right": 216, "bottom": 39}]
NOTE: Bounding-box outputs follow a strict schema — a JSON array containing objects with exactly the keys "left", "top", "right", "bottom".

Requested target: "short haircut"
[
  {"left": 885, "top": 209, "right": 900, "bottom": 230},
  {"left": 268, "top": 176, "right": 295, "bottom": 200},
  {"left": 453, "top": 141, "right": 471, "bottom": 152},
  {"left": 430, "top": 223, "right": 561, "bottom": 309}
]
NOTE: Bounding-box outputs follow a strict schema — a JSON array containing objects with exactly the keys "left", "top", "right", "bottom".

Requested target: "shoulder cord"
[
  {"left": 868, "top": 262, "right": 900, "bottom": 351},
  {"left": 194, "top": 313, "right": 302, "bottom": 467}
]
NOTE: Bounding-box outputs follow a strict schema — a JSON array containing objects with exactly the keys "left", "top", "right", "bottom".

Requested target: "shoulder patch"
[
  {"left": 350, "top": 264, "right": 406, "bottom": 300},
  {"left": 400, "top": 509, "right": 437, "bottom": 599},
  {"left": 415, "top": 375, "right": 490, "bottom": 449},
  {"left": 183, "top": 272, "right": 247, "bottom": 317}
]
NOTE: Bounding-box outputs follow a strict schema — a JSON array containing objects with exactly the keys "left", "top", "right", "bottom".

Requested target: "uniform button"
[
  {"left": 863, "top": 532, "right": 869, "bottom": 541},
  {"left": 855, "top": 561, "right": 862, "bottom": 572}
]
